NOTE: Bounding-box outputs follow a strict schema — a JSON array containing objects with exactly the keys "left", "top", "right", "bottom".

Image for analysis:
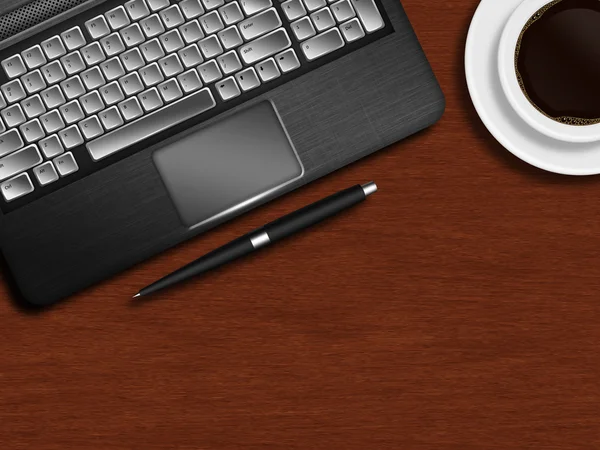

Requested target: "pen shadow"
[{"left": 455, "top": 3, "right": 600, "bottom": 186}]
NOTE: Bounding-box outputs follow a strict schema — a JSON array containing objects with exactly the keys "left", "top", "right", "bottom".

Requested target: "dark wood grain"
[{"left": 2, "top": 0, "right": 600, "bottom": 448}]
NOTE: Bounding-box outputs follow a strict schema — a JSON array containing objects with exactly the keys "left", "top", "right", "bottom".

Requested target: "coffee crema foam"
[{"left": 515, "top": 0, "right": 600, "bottom": 126}]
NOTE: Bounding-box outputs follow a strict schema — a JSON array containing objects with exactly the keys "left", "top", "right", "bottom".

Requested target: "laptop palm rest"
[{"left": 153, "top": 102, "right": 304, "bottom": 229}]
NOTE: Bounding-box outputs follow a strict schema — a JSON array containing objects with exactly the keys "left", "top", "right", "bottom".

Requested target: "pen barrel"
[
  {"left": 139, "top": 236, "right": 255, "bottom": 296},
  {"left": 264, "top": 184, "right": 367, "bottom": 242}
]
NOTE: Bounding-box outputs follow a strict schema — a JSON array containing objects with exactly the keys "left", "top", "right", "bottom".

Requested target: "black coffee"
[{"left": 516, "top": 0, "right": 600, "bottom": 125}]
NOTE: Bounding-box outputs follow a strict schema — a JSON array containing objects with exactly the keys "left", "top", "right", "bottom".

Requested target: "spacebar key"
[{"left": 87, "top": 88, "right": 216, "bottom": 161}]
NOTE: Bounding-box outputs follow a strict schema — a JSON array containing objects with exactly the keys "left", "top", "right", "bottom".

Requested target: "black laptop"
[{"left": 0, "top": 0, "right": 443, "bottom": 305}]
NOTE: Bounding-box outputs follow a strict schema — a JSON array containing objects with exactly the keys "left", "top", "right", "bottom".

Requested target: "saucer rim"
[{"left": 465, "top": 0, "right": 600, "bottom": 176}]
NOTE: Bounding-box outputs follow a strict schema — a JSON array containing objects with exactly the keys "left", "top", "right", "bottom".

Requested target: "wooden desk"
[{"left": 2, "top": 1, "right": 600, "bottom": 448}]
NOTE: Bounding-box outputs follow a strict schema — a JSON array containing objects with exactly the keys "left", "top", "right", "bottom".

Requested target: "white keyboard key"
[
  {"left": 158, "top": 79, "right": 183, "bottom": 102},
  {"left": 100, "top": 81, "right": 125, "bottom": 105},
  {"left": 255, "top": 57, "right": 280, "bottom": 82},
  {"left": 81, "top": 66, "right": 106, "bottom": 90},
  {"left": 349, "top": 0, "right": 383, "bottom": 32},
  {"left": 120, "top": 23, "right": 145, "bottom": 47},
  {"left": 2, "top": 104, "right": 26, "bottom": 127},
  {"left": 240, "top": 0, "right": 272, "bottom": 16},
  {"left": 218, "top": 26, "right": 243, "bottom": 50},
  {"left": 118, "top": 97, "right": 144, "bottom": 121},
  {"left": 217, "top": 50, "right": 241, "bottom": 74},
  {"left": 125, "top": 0, "right": 151, "bottom": 21},
  {"left": 238, "top": 28, "right": 290, "bottom": 65},
  {"left": 22, "top": 45, "right": 47, "bottom": 70},
  {"left": 60, "top": 52, "right": 86, "bottom": 75},
  {"left": 101, "top": 57, "right": 126, "bottom": 81},
  {"left": 147, "top": 0, "right": 170, "bottom": 11},
  {"left": 282, "top": 0, "right": 306, "bottom": 21},
  {"left": 41, "top": 60, "right": 67, "bottom": 84},
  {"left": 177, "top": 69, "right": 203, "bottom": 93},
  {"left": 158, "top": 54, "right": 184, "bottom": 77},
  {"left": 21, "top": 70, "right": 46, "bottom": 94},
  {"left": 216, "top": 76, "right": 240, "bottom": 100},
  {"left": 85, "top": 16, "right": 111, "bottom": 39},
  {"left": 179, "top": 20, "right": 205, "bottom": 43},
  {"left": 59, "top": 125, "right": 84, "bottom": 149},
  {"left": 40, "top": 110, "right": 65, "bottom": 133},
  {"left": 59, "top": 100, "right": 85, "bottom": 124},
  {"left": 139, "top": 62, "right": 165, "bottom": 86},
  {"left": 53, "top": 152, "right": 79, "bottom": 176},
  {"left": 291, "top": 17, "right": 315, "bottom": 41},
  {"left": 199, "top": 11, "right": 225, "bottom": 35},
  {"left": 137, "top": 87, "right": 163, "bottom": 111},
  {"left": 21, "top": 94, "right": 46, "bottom": 119},
  {"left": 140, "top": 38, "right": 165, "bottom": 62},
  {"left": 235, "top": 67, "right": 260, "bottom": 91},
  {"left": 121, "top": 48, "right": 146, "bottom": 71},
  {"left": 219, "top": 2, "right": 244, "bottom": 25},
  {"left": 119, "top": 72, "right": 145, "bottom": 96},
  {"left": 238, "top": 8, "right": 281, "bottom": 41},
  {"left": 33, "top": 161, "right": 59, "bottom": 186},
  {"left": 196, "top": 59, "right": 222, "bottom": 83},
  {"left": 310, "top": 8, "right": 335, "bottom": 31},
  {"left": 331, "top": 0, "right": 354, "bottom": 22},
  {"left": 198, "top": 35, "right": 223, "bottom": 59},
  {"left": 41, "top": 85, "right": 66, "bottom": 109},
  {"left": 41, "top": 36, "right": 67, "bottom": 60},
  {"left": 81, "top": 42, "right": 106, "bottom": 66},
  {"left": 275, "top": 48, "right": 300, "bottom": 72},
  {"left": 60, "top": 76, "right": 86, "bottom": 100},
  {"left": 2, "top": 80, "right": 26, "bottom": 104},
  {"left": 20, "top": 119, "right": 45, "bottom": 143},
  {"left": 160, "top": 5, "right": 185, "bottom": 29},
  {"left": 61, "top": 27, "right": 87, "bottom": 51},
  {"left": 97, "top": 102, "right": 125, "bottom": 133},
  {"left": 300, "top": 27, "right": 344, "bottom": 61},
  {"left": 101, "top": 33, "right": 126, "bottom": 57},
  {"left": 39, "top": 134, "right": 64, "bottom": 158},
  {"left": 178, "top": 45, "right": 203, "bottom": 68},
  {"left": 80, "top": 91, "right": 105, "bottom": 115},
  {"left": 303, "top": 0, "right": 325, "bottom": 11},
  {"left": 159, "top": 29, "right": 185, "bottom": 53},
  {"left": 2, "top": 55, "right": 27, "bottom": 79},
  {"left": 140, "top": 14, "right": 166, "bottom": 38},
  {"left": 0, "top": 145, "right": 42, "bottom": 182},
  {"left": 0, "top": 129, "right": 24, "bottom": 157},
  {"left": 202, "top": 0, "right": 225, "bottom": 11},
  {"left": 106, "top": 6, "right": 131, "bottom": 30},
  {"left": 79, "top": 116, "right": 104, "bottom": 140},
  {"left": 181, "top": 0, "right": 205, "bottom": 19},
  {"left": 1, "top": 172, "right": 34, "bottom": 202},
  {"left": 339, "top": 17, "right": 364, "bottom": 42}
]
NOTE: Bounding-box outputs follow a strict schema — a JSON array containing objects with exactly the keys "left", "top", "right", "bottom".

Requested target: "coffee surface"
[{"left": 516, "top": 0, "right": 600, "bottom": 125}]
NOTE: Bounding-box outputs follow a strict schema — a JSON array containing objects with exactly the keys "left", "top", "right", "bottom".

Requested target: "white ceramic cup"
[{"left": 498, "top": 0, "right": 600, "bottom": 143}]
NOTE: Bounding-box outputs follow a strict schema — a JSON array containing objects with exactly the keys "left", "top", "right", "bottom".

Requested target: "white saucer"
[{"left": 465, "top": 0, "right": 600, "bottom": 176}]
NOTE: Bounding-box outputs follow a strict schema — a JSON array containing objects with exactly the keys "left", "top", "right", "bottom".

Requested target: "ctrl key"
[{"left": 1, "top": 172, "right": 34, "bottom": 202}]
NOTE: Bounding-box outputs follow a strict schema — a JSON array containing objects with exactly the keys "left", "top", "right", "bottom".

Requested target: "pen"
[{"left": 133, "top": 181, "right": 378, "bottom": 298}]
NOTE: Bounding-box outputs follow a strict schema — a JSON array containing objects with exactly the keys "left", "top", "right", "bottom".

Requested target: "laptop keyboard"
[{"left": 0, "top": 0, "right": 389, "bottom": 208}]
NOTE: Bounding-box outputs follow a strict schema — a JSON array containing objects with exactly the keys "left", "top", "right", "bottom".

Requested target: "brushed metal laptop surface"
[{"left": 0, "top": 0, "right": 445, "bottom": 305}]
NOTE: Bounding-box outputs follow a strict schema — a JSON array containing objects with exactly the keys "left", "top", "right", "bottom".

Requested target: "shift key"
[
  {"left": 0, "top": 144, "right": 42, "bottom": 181},
  {"left": 239, "top": 28, "right": 290, "bottom": 65}
]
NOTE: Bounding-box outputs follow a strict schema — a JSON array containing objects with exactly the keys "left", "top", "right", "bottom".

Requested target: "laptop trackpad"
[{"left": 153, "top": 102, "right": 304, "bottom": 229}]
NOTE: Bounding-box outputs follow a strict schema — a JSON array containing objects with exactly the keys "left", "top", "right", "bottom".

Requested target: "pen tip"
[{"left": 132, "top": 293, "right": 141, "bottom": 298}]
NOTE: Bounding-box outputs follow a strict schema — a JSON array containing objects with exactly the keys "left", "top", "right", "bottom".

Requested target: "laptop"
[{"left": 0, "top": 0, "right": 444, "bottom": 306}]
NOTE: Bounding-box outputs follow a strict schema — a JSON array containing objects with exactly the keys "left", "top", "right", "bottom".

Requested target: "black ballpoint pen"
[{"left": 132, "top": 181, "right": 378, "bottom": 298}]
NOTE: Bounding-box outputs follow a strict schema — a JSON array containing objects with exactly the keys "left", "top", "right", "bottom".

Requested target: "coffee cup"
[{"left": 498, "top": 0, "right": 600, "bottom": 143}]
